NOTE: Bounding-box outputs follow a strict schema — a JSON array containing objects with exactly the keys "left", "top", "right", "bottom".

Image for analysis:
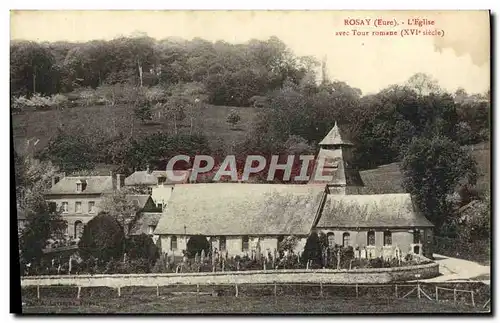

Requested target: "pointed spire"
[{"left": 318, "top": 122, "right": 353, "bottom": 146}]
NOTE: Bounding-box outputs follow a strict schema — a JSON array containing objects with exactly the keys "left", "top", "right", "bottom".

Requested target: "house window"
[
  {"left": 384, "top": 231, "right": 392, "bottom": 246},
  {"left": 75, "top": 202, "right": 82, "bottom": 213},
  {"left": 88, "top": 201, "right": 95, "bottom": 213},
  {"left": 132, "top": 200, "right": 139, "bottom": 207},
  {"left": 367, "top": 231, "right": 375, "bottom": 246},
  {"left": 48, "top": 202, "right": 57, "bottom": 213},
  {"left": 76, "top": 183, "right": 82, "bottom": 192},
  {"left": 171, "top": 236, "right": 178, "bottom": 251},
  {"left": 219, "top": 236, "right": 227, "bottom": 251},
  {"left": 413, "top": 229, "right": 421, "bottom": 244},
  {"left": 342, "top": 233, "right": 350, "bottom": 247},
  {"left": 148, "top": 225, "right": 155, "bottom": 235},
  {"left": 61, "top": 202, "right": 68, "bottom": 213},
  {"left": 242, "top": 236, "right": 249, "bottom": 251},
  {"left": 158, "top": 176, "right": 166, "bottom": 185},
  {"left": 147, "top": 187, "right": 153, "bottom": 195},
  {"left": 74, "top": 221, "right": 84, "bottom": 239},
  {"left": 327, "top": 232, "right": 335, "bottom": 249},
  {"left": 157, "top": 203, "right": 163, "bottom": 210}
]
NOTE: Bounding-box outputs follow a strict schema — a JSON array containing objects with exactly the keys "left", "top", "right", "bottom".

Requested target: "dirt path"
[{"left": 415, "top": 254, "right": 490, "bottom": 284}]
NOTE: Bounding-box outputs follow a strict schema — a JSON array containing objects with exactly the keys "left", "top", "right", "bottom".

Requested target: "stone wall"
[{"left": 21, "top": 262, "right": 439, "bottom": 288}]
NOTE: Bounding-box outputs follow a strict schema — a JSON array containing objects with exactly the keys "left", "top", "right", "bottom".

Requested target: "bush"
[
  {"left": 125, "top": 234, "right": 159, "bottom": 266},
  {"left": 78, "top": 214, "right": 125, "bottom": 262}
]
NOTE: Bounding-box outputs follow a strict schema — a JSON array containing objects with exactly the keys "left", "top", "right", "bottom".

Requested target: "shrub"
[
  {"left": 301, "top": 231, "right": 323, "bottom": 265},
  {"left": 368, "top": 257, "right": 384, "bottom": 268},
  {"left": 78, "top": 213, "right": 125, "bottom": 262},
  {"left": 125, "top": 234, "right": 159, "bottom": 266}
]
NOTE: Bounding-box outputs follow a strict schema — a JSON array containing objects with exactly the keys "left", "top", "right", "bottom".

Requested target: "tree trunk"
[
  {"left": 32, "top": 68, "right": 36, "bottom": 95},
  {"left": 137, "top": 60, "right": 143, "bottom": 87}
]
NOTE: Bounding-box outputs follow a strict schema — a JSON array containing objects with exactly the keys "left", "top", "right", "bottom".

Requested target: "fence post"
[
  {"left": 453, "top": 288, "right": 457, "bottom": 304},
  {"left": 118, "top": 286, "right": 121, "bottom": 297},
  {"left": 417, "top": 283, "right": 421, "bottom": 299},
  {"left": 197, "top": 284, "right": 200, "bottom": 296},
  {"left": 77, "top": 286, "right": 81, "bottom": 299},
  {"left": 471, "top": 291, "right": 475, "bottom": 307},
  {"left": 320, "top": 282, "right": 323, "bottom": 297},
  {"left": 435, "top": 286, "right": 438, "bottom": 301},
  {"left": 274, "top": 282, "right": 277, "bottom": 297},
  {"left": 395, "top": 284, "right": 398, "bottom": 298},
  {"left": 235, "top": 284, "right": 239, "bottom": 297},
  {"left": 156, "top": 285, "right": 160, "bottom": 297},
  {"left": 37, "top": 285, "right": 40, "bottom": 299},
  {"left": 355, "top": 284, "right": 359, "bottom": 298}
]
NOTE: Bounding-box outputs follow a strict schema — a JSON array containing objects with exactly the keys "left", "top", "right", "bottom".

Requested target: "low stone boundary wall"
[{"left": 21, "top": 262, "right": 439, "bottom": 288}]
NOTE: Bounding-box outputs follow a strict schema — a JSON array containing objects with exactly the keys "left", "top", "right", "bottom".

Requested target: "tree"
[
  {"left": 98, "top": 188, "right": 141, "bottom": 236},
  {"left": 301, "top": 231, "right": 323, "bottom": 266},
  {"left": 78, "top": 213, "right": 125, "bottom": 262},
  {"left": 134, "top": 101, "right": 153, "bottom": 123},
  {"left": 38, "top": 130, "right": 96, "bottom": 174},
  {"left": 19, "top": 198, "right": 67, "bottom": 270},
  {"left": 226, "top": 110, "right": 241, "bottom": 129},
  {"left": 401, "top": 136, "right": 478, "bottom": 229},
  {"left": 405, "top": 73, "right": 442, "bottom": 96}
]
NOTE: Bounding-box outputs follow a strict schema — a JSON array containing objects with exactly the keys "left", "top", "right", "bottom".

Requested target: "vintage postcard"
[{"left": 11, "top": 10, "right": 491, "bottom": 314}]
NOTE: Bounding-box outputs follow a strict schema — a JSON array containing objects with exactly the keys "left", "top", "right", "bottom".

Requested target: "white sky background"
[{"left": 10, "top": 10, "right": 490, "bottom": 95}]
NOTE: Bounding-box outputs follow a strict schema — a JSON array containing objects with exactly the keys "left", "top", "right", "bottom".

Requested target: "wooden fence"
[{"left": 22, "top": 281, "right": 491, "bottom": 311}]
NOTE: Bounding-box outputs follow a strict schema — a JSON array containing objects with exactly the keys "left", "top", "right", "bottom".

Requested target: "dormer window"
[
  {"left": 158, "top": 176, "right": 166, "bottom": 185},
  {"left": 76, "top": 179, "right": 87, "bottom": 192}
]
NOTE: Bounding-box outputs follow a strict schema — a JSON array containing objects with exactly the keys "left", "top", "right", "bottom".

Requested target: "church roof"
[
  {"left": 316, "top": 193, "right": 434, "bottom": 228},
  {"left": 319, "top": 122, "right": 353, "bottom": 146},
  {"left": 154, "top": 183, "right": 326, "bottom": 236},
  {"left": 309, "top": 148, "right": 364, "bottom": 186}
]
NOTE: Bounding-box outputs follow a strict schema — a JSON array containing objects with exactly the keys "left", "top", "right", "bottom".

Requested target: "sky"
[{"left": 10, "top": 10, "right": 490, "bottom": 95}]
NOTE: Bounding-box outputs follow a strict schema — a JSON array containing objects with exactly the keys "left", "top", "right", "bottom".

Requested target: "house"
[
  {"left": 124, "top": 169, "right": 191, "bottom": 210},
  {"left": 44, "top": 173, "right": 123, "bottom": 239},
  {"left": 127, "top": 194, "right": 162, "bottom": 240},
  {"left": 154, "top": 123, "right": 435, "bottom": 259}
]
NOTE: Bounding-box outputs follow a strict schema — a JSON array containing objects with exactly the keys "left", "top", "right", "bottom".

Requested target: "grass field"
[
  {"left": 360, "top": 142, "right": 490, "bottom": 195},
  {"left": 20, "top": 282, "right": 490, "bottom": 314},
  {"left": 22, "top": 294, "right": 486, "bottom": 314},
  {"left": 12, "top": 103, "right": 259, "bottom": 156}
]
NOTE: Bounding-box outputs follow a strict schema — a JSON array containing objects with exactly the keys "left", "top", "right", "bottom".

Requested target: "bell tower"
[{"left": 309, "top": 122, "right": 364, "bottom": 194}]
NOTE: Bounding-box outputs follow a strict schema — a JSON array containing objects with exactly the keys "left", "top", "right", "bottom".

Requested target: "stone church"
[{"left": 154, "top": 123, "right": 434, "bottom": 259}]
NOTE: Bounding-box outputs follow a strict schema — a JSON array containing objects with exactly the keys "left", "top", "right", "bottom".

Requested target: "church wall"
[
  {"left": 160, "top": 234, "right": 286, "bottom": 257},
  {"left": 317, "top": 228, "right": 430, "bottom": 257}
]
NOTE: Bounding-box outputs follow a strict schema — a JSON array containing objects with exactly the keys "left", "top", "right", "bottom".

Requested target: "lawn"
[{"left": 22, "top": 294, "right": 486, "bottom": 314}]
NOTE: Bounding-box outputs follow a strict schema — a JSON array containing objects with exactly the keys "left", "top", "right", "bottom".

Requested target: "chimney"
[{"left": 116, "top": 174, "right": 122, "bottom": 191}]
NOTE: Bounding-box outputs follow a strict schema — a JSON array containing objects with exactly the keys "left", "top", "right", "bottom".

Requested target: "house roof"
[
  {"left": 124, "top": 170, "right": 191, "bottom": 186},
  {"left": 316, "top": 193, "right": 434, "bottom": 228},
  {"left": 45, "top": 176, "right": 113, "bottom": 195},
  {"left": 319, "top": 122, "right": 353, "bottom": 146},
  {"left": 129, "top": 212, "right": 163, "bottom": 236},
  {"left": 154, "top": 183, "right": 326, "bottom": 236},
  {"left": 126, "top": 194, "right": 152, "bottom": 209}
]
